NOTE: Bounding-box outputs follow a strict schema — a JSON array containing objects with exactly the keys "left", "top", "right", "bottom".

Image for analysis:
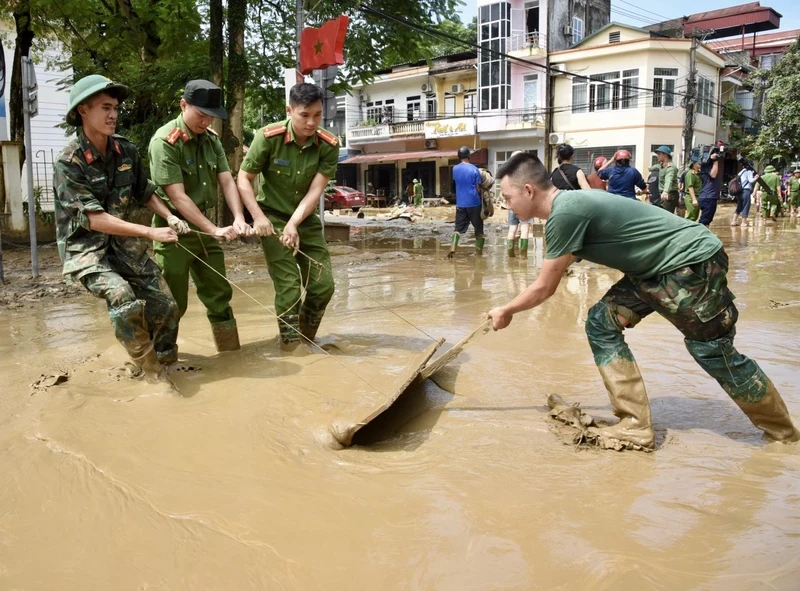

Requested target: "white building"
[
  {"left": 1, "top": 20, "right": 72, "bottom": 235},
  {"left": 550, "top": 23, "right": 725, "bottom": 173}
]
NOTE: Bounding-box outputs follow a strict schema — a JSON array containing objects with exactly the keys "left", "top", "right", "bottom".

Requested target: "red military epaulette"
[
  {"left": 112, "top": 139, "right": 121, "bottom": 154},
  {"left": 83, "top": 149, "right": 95, "bottom": 165},
  {"left": 206, "top": 127, "right": 218, "bottom": 136},
  {"left": 164, "top": 127, "right": 189, "bottom": 145},
  {"left": 262, "top": 124, "right": 286, "bottom": 140},
  {"left": 316, "top": 128, "right": 339, "bottom": 147}
]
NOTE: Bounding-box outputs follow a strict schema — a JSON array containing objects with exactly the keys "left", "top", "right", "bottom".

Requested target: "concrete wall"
[{"left": 549, "top": 0, "right": 611, "bottom": 53}]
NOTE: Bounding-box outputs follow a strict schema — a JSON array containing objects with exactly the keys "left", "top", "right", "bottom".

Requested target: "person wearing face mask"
[
  {"left": 236, "top": 83, "right": 339, "bottom": 352},
  {"left": 149, "top": 79, "right": 251, "bottom": 353},
  {"left": 54, "top": 75, "right": 181, "bottom": 383}
]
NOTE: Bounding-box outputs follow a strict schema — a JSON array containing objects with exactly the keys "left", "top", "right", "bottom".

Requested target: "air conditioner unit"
[
  {"left": 451, "top": 83, "right": 465, "bottom": 94},
  {"left": 563, "top": 25, "right": 573, "bottom": 36},
  {"left": 421, "top": 83, "right": 431, "bottom": 93},
  {"left": 424, "top": 139, "right": 438, "bottom": 149},
  {"left": 550, "top": 63, "right": 566, "bottom": 76},
  {"left": 548, "top": 132, "right": 565, "bottom": 145},
  {"left": 522, "top": 113, "right": 533, "bottom": 122}
]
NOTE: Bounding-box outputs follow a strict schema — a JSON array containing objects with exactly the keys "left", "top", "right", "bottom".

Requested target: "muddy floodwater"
[{"left": 1, "top": 215, "right": 799, "bottom": 589}]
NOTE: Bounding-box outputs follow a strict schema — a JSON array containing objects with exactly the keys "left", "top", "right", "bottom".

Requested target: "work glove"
[{"left": 167, "top": 215, "right": 191, "bottom": 235}]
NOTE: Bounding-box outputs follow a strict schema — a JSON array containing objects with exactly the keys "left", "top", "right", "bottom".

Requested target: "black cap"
[{"left": 183, "top": 80, "right": 228, "bottom": 120}]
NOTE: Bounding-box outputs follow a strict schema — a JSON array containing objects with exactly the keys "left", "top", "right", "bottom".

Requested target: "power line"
[{"left": 358, "top": 2, "right": 766, "bottom": 127}]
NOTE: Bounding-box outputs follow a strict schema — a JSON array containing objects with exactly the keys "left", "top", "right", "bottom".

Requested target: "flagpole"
[{"left": 296, "top": 0, "right": 304, "bottom": 70}]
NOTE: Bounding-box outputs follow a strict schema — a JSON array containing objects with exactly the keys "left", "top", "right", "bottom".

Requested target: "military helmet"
[
  {"left": 66, "top": 74, "right": 129, "bottom": 126},
  {"left": 457, "top": 146, "right": 471, "bottom": 160}
]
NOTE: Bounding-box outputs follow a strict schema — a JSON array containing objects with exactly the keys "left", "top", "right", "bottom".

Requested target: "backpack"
[{"left": 728, "top": 173, "right": 743, "bottom": 197}]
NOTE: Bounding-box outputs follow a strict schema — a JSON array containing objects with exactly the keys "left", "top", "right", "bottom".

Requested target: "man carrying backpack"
[{"left": 729, "top": 165, "right": 755, "bottom": 227}]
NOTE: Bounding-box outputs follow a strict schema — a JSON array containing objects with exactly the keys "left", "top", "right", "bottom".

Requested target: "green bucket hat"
[
  {"left": 66, "top": 74, "right": 129, "bottom": 126},
  {"left": 655, "top": 145, "right": 672, "bottom": 157},
  {"left": 764, "top": 165, "right": 777, "bottom": 173}
]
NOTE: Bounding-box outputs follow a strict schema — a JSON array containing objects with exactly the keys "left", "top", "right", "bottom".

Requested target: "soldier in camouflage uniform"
[
  {"left": 237, "top": 83, "right": 338, "bottom": 351},
  {"left": 149, "top": 80, "right": 251, "bottom": 352},
  {"left": 487, "top": 152, "right": 799, "bottom": 450},
  {"left": 53, "top": 75, "right": 181, "bottom": 379}
]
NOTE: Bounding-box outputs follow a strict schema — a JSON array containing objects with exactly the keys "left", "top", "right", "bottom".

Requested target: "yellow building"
[
  {"left": 550, "top": 23, "right": 725, "bottom": 173},
  {"left": 343, "top": 52, "right": 488, "bottom": 202}
]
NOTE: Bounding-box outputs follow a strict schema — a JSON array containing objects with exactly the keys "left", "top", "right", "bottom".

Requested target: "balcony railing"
[
  {"left": 348, "top": 124, "right": 390, "bottom": 142},
  {"left": 390, "top": 120, "right": 425, "bottom": 136},
  {"left": 508, "top": 31, "right": 546, "bottom": 53}
]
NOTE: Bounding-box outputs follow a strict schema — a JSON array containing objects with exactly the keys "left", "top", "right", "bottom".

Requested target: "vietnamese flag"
[{"left": 299, "top": 15, "right": 349, "bottom": 75}]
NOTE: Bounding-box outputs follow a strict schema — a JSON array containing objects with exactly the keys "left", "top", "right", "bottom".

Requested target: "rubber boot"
[
  {"left": 300, "top": 308, "right": 325, "bottom": 342},
  {"left": 506, "top": 239, "right": 516, "bottom": 258},
  {"left": 734, "top": 379, "right": 800, "bottom": 442},
  {"left": 475, "top": 236, "right": 485, "bottom": 255},
  {"left": 591, "top": 359, "right": 655, "bottom": 449},
  {"left": 211, "top": 319, "right": 241, "bottom": 352},
  {"left": 157, "top": 348, "right": 179, "bottom": 366},
  {"left": 447, "top": 233, "right": 460, "bottom": 259},
  {"left": 519, "top": 238, "right": 529, "bottom": 259},
  {"left": 279, "top": 314, "right": 302, "bottom": 352}
]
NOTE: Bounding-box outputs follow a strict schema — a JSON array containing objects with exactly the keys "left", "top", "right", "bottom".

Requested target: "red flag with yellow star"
[{"left": 299, "top": 15, "right": 349, "bottom": 75}]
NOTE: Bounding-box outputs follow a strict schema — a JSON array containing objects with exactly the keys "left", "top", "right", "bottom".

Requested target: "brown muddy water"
[{"left": 1, "top": 216, "right": 799, "bottom": 590}]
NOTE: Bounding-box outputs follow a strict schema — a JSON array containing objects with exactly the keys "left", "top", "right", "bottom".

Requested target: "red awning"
[{"left": 341, "top": 150, "right": 458, "bottom": 164}]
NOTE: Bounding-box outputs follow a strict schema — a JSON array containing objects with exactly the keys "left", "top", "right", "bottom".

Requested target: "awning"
[{"left": 341, "top": 150, "right": 458, "bottom": 164}]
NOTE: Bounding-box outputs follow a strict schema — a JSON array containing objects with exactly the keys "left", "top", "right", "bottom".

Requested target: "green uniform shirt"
[
  {"left": 545, "top": 190, "right": 722, "bottom": 280},
  {"left": 684, "top": 170, "right": 702, "bottom": 197},
  {"left": 788, "top": 177, "right": 800, "bottom": 195},
  {"left": 761, "top": 172, "right": 780, "bottom": 197},
  {"left": 658, "top": 162, "right": 678, "bottom": 194},
  {"left": 53, "top": 131, "right": 156, "bottom": 279},
  {"left": 148, "top": 114, "right": 230, "bottom": 213},
  {"left": 239, "top": 119, "right": 339, "bottom": 218}
]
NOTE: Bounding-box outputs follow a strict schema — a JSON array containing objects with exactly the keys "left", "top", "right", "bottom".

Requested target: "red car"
[{"left": 325, "top": 186, "right": 365, "bottom": 211}]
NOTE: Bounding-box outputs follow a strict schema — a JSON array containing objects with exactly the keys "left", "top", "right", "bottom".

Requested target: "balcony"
[
  {"left": 347, "top": 115, "right": 471, "bottom": 145},
  {"left": 508, "top": 32, "right": 547, "bottom": 59}
]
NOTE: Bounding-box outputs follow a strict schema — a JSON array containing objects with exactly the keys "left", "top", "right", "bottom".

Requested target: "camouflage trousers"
[
  {"left": 80, "top": 256, "right": 180, "bottom": 364},
  {"left": 586, "top": 248, "right": 770, "bottom": 403}
]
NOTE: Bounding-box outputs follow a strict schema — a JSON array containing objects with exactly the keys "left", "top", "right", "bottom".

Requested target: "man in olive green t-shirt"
[
  {"left": 486, "top": 152, "right": 799, "bottom": 451},
  {"left": 788, "top": 169, "right": 800, "bottom": 214},
  {"left": 759, "top": 165, "right": 782, "bottom": 220},
  {"left": 237, "top": 83, "right": 338, "bottom": 351},
  {"left": 683, "top": 160, "right": 702, "bottom": 222},
  {"left": 655, "top": 146, "right": 679, "bottom": 214},
  {"left": 149, "top": 80, "right": 251, "bottom": 353}
]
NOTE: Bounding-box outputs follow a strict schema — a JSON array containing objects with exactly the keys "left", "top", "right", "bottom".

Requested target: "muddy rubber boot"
[
  {"left": 519, "top": 238, "right": 529, "bottom": 259},
  {"left": 300, "top": 308, "right": 325, "bottom": 343},
  {"left": 506, "top": 239, "right": 516, "bottom": 257},
  {"left": 157, "top": 348, "right": 179, "bottom": 366},
  {"left": 591, "top": 359, "right": 655, "bottom": 450},
  {"left": 279, "top": 314, "right": 302, "bottom": 352},
  {"left": 447, "top": 233, "right": 459, "bottom": 259},
  {"left": 734, "top": 380, "right": 800, "bottom": 443},
  {"left": 475, "top": 236, "right": 485, "bottom": 255},
  {"left": 211, "top": 319, "right": 241, "bottom": 352}
]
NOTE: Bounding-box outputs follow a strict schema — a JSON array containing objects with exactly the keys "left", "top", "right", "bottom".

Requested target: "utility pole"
[
  {"left": 22, "top": 56, "right": 39, "bottom": 278},
  {"left": 682, "top": 36, "right": 698, "bottom": 168},
  {"left": 296, "top": 0, "right": 304, "bottom": 71}
]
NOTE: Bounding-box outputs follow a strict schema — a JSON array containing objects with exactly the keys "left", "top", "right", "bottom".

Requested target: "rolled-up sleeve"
[{"left": 53, "top": 156, "right": 106, "bottom": 230}]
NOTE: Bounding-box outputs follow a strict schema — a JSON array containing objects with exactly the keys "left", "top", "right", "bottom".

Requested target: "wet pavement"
[{"left": 1, "top": 211, "right": 799, "bottom": 590}]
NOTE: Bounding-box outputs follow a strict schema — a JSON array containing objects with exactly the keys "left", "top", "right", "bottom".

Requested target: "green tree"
[{"left": 750, "top": 38, "right": 800, "bottom": 164}]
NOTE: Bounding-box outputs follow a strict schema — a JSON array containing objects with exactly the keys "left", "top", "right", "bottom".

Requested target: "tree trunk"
[
  {"left": 221, "top": 0, "right": 247, "bottom": 226},
  {"left": 209, "top": 0, "right": 224, "bottom": 136},
  {"left": 11, "top": 1, "right": 34, "bottom": 169}
]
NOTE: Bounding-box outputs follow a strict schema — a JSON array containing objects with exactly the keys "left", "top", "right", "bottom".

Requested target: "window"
[
  {"left": 426, "top": 96, "right": 438, "bottom": 118},
  {"left": 383, "top": 99, "right": 394, "bottom": 124},
  {"left": 444, "top": 96, "right": 456, "bottom": 117},
  {"left": 572, "top": 16, "right": 584, "bottom": 45},
  {"left": 734, "top": 90, "right": 754, "bottom": 129},
  {"left": 761, "top": 54, "right": 779, "bottom": 70},
  {"left": 525, "top": 0, "right": 540, "bottom": 45},
  {"left": 406, "top": 95, "right": 421, "bottom": 121},
  {"left": 572, "top": 70, "right": 638, "bottom": 112},
  {"left": 523, "top": 74, "right": 539, "bottom": 110},
  {"left": 464, "top": 93, "right": 476, "bottom": 115},
  {"left": 653, "top": 67, "right": 678, "bottom": 108},
  {"left": 479, "top": 1, "right": 511, "bottom": 111},
  {"left": 697, "top": 76, "right": 715, "bottom": 117},
  {"left": 366, "top": 101, "right": 383, "bottom": 123},
  {"left": 609, "top": 31, "right": 621, "bottom": 43},
  {"left": 495, "top": 149, "right": 538, "bottom": 177}
]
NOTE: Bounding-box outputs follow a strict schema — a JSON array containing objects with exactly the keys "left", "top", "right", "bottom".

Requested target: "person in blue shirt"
[
  {"left": 597, "top": 150, "right": 647, "bottom": 199},
  {"left": 698, "top": 151, "right": 723, "bottom": 226},
  {"left": 448, "top": 146, "right": 484, "bottom": 258}
]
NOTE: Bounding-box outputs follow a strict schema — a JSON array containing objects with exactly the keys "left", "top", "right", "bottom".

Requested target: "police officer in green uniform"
[
  {"left": 53, "top": 75, "right": 180, "bottom": 381},
  {"left": 236, "top": 83, "right": 338, "bottom": 351},
  {"left": 759, "top": 165, "right": 783, "bottom": 220},
  {"left": 149, "top": 80, "right": 252, "bottom": 352}
]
